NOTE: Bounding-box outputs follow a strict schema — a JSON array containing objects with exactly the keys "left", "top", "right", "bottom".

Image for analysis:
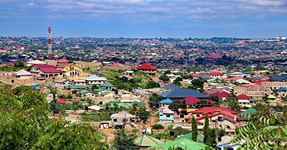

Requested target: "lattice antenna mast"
[{"left": 48, "top": 26, "right": 52, "bottom": 59}]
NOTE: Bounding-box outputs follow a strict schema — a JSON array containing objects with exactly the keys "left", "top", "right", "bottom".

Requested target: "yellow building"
[{"left": 56, "top": 63, "right": 84, "bottom": 78}]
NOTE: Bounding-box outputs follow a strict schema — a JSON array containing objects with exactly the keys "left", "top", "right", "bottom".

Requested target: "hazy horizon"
[{"left": 1, "top": 0, "right": 287, "bottom": 38}]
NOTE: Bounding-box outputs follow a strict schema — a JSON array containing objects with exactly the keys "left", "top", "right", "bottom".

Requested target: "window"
[
  {"left": 166, "top": 115, "right": 170, "bottom": 117},
  {"left": 197, "top": 114, "right": 200, "bottom": 117},
  {"left": 113, "top": 119, "right": 117, "bottom": 122}
]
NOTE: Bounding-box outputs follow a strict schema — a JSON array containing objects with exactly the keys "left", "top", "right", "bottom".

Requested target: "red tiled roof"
[
  {"left": 206, "top": 72, "right": 224, "bottom": 76},
  {"left": 136, "top": 63, "right": 157, "bottom": 70},
  {"left": 192, "top": 107, "right": 237, "bottom": 114},
  {"left": 57, "top": 59, "right": 69, "bottom": 63},
  {"left": 58, "top": 99, "right": 66, "bottom": 104},
  {"left": 34, "top": 65, "right": 63, "bottom": 73},
  {"left": 236, "top": 94, "right": 250, "bottom": 99},
  {"left": 195, "top": 111, "right": 236, "bottom": 121},
  {"left": 204, "top": 54, "right": 222, "bottom": 59},
  {"left": 8, "top": 62, "right": 15, "bottom": 66},
  {"left": 181, "top": 96, "right": 216, "bottom": 105},
  {"left": 211, "top": 92, "right": 230, "bottom": 99}
]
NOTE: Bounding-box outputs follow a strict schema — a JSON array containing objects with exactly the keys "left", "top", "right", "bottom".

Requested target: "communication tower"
[{"left": 48, "top": 27, "right": 52, "bottom": 59}]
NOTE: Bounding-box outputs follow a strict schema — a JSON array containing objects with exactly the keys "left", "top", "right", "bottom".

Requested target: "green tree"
[
  {"left": 159, "top": 74, "right": 169, "bottom": 81},
  {"left": 14, "top": 62, "right": 24, "bottom": 67},
  {"left": 92, "top": 84, "right": 99, "bottom": 90},
  {"left": 203, "top": 114, "right": 209, "bottom": 133},
  {"left": 0, "top": 90, "right": 105, "bottom": 150},
  {"left": 152, "top": 124, "right": 164, "bottom": 131},
  {"left": 114, "top": 129, "right": 139, "bottom": 150},
  {"left": 191, "top": 78, "right": 205, "bottom": 88},
  {"left": 252, "top": 102, "right": 268, "bottom": 113},
  {"left": 13, "top": 85, "right": 34, "bottom": 94},
  {"left": 146, "top": 80, "right": 160, "bottom": 89},
  {"left": 231, "top": 110, "right": 287, "bottom": 150},
  {"left": 168, "top": 100, "right": 183, "bottom": 113},
  {"left": 164, "top": 70, "right": 171, "bottom": 74},
  {"left": 227, "top": 99, "right": 241, "bottom": 113},
  {"left": 138, "top": 109, "right": 151, "bottom": 122},
  {"left": 148, "top": 93, "right": 163, "bottom": 109},
  {"left": 191, "top": 116, "right": 198, "bottom": 141}
]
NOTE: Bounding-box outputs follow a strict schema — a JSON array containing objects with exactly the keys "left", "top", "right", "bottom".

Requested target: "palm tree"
[{"left": 231, "top": 109, "right": 287, "bottom": 150}]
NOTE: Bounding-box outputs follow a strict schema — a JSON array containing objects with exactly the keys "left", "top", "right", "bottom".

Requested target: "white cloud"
[{"left": 0, "top": 0, "right": 287, "bottom": 20}]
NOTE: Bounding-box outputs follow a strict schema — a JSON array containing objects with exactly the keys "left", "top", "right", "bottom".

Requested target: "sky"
[{"left": 0, "top": 0, "right": 287, "bottom": 38}]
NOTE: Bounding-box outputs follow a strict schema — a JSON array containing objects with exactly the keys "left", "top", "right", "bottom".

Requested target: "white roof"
[
  {"left": 235, "top": 79, "right": 251, "bottom": 84},
  {"left": 88, "top": 105, "right": 103, "bottom": 111},
  {"left": 14, "top": 69, "right": 33, "bottom": 76},
  {"left": 27, "top": 60, "right": 46, "bottom": 65},
  {"left": 84, "top": 75, "right": 107, "bottom": 81}
]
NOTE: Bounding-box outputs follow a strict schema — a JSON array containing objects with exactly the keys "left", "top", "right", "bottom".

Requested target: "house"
[
  {"left": 236, "top": 94, "right": 251, "bottom": 108},
  {"left": 90, "top": 71, "right": 104, "bottom": 77},
  {"left": 13, "top": 69, "right": 33, "bottom": 80},
  {"left": 136, "top": 63, "right": 157, "bottom": 76},
  {"left": 53, "top": 79, "right": 71, "bottom": 89},
  {"left": 30, "top": 65, "right": 64, "bottom": 79},
  {"left": 148, "top": 138, "right": 215, "bottom": 150},
  {"left": 159, "top": 98, "right": 174, "bottom": 108},
  {"left": 134, "top": 134, "right": 164, "bottom": 149},
  {"left": 181, "top": 96, "right": 216, "bottom": 106},
  {"left": 191, "top": 107, "right": 237, "bottom": 118},
  {"left": 56, "top": 62, "right": 83, "bottom": 78},
  {"left": 122, "top": 70, "right": 134, "bottom": 77},
  {"left": 110, "top": 111, "right": 136, "bottom": 127},
  {"left": 159, "top": 107, "right": 174, "bottom": 123},
  {"left": 214, "top": 116, "right": 237, "bottom": 134},
  {"left": 275, "top": 87, "right": 287, "bottom": 97},
  {"left": 160, "top": 89, "right": 209, "bottom": 100},
  {"left": 72, "top": 80, "right": 86, "bottom": 85},
  {"left": 190, "top": 108, "right": 238, "bottom": 134},
  {"left": 200, "top": 74, "right": 213, "bottom": 80},
  {"left": 160, "top": 84, "right": 181, "bottom": 92},
  {"left": 99, "top": 82, "right": 114, "bottom": 89},
  {"left": 84, "top": 75, "right": 107, "bottom": 85},
  {"left": 206, "top": 72, "right": 226, "bottom": 79}
]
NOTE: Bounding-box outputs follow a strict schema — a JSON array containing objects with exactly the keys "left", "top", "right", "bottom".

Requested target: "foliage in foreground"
[
  {"left": 0, "top": 90, "right": 105, "bottom": 150},
  {"left": 231, "top": 110, "right": 287, "bottom": 150}
]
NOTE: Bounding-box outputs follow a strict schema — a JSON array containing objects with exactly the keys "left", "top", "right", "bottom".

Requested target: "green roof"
[
  {"left": 107, "top": 101, "right": 121, "bottom": 105},
  {"left": 240, "top": 108, "right": 257, "bottom": 118},
  {"left": 175, "top": 133, "right": 204, "bottom": 143},
  {"left": 148, "top": 139, "right": 214, "bottom": 150},
  {"left": 134, "top": 134, "right": 164, "bottom": 147},
  {"left": 65, "top": 85, "right": 86, "bottom": 89},
  {"left": 100, "top": 91, "right": 113, "bottom": 95},
  {"left": 100, "top": 82, "right": 114, "bottom": 87},
  {"left": 131, "top": 101, "right": 145, "bottom": 107},
  {"left": 78, "top": 90, "right": 89, "bottom": 94},
  {"left": 93, "top": 88, "right": 105, "bottom": 92}
]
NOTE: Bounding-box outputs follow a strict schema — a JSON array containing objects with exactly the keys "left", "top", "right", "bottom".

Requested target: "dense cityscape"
[
  {"left": 0, "top": 33, "right": 287, "bottom": 149},
  {"left": 1, "top": 0, "right": 287, "bottom": 149}
]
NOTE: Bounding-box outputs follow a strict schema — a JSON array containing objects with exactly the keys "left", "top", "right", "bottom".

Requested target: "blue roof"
[
  {"left": 268, "top": 75, "right": 286, "bottom": 82},
  {"left": 160, "top": 89, "right": 209, "bottom": 99},
  {"left": 160, "top": 84, "right": 181, "bottom": 90},
  {"left": 159, "top": 98, "right": 174, "bottom": 104},
  {"left": 253, "top": 77, "right": 263, "bottom": 80},
  {"left": 200, "top": 74, "right": 212, "bottom": 79},
  {"left": 275, "top": 87, "right": 287, "bottom": 91},
  {"left": 100, "top": 82, "right": 114, "bottom": 87},
  {"left": 90, "top": 72, "right": 103, "bottom": 76},
  {"left": 217, "top": 143, "right": 240, "bottom": 148},
  {"left": 243, "top": 71, "right": 250, "bottom": 74}
]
